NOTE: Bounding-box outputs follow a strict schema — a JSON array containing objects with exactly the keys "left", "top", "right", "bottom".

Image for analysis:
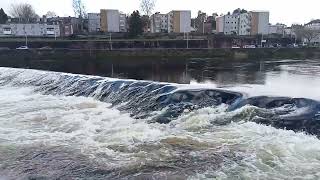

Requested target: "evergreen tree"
[
  {"left": 128, "top": 11, "right": 143, "bottom": 38},
  {"left": 0, "top": 8, "right": 8, "bottom": 24}
]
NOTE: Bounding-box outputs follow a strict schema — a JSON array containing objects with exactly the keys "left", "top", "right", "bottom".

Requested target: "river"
[{"left": 0, "top": 58, "right": 320, "bottom": 179}]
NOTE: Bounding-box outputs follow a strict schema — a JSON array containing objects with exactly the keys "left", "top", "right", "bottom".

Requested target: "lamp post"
[{"left": 24, "top": 25, "right": 28, "bottom": 47}]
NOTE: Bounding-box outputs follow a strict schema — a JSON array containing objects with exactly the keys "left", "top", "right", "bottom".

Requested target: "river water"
[{"left": 0, "top": 59, "right": 320, "bottom": 179}]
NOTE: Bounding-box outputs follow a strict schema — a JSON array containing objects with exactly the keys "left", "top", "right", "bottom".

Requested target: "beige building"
[
  {"left": 250, "top": 11, "right": 269, "bottom": 35},
  {"left": 168, "top": 10, "right": 191, "bottom": 33},
  {"left": 100, "top": 9, "right": 120, "bottom": 32}
]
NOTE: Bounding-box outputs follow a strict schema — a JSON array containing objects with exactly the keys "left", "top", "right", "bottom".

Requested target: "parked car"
[
  {"left": 231, "top": 45, "right": 241, "bottom": 49},
  {"left": 16, "top": 46, "right": 29, "bottom": 50},
  {"left": 287, "top": 43, "right": 299, "bottom": 48},
  {"left": 39, "top": 46, "right": 53, "bottom": 50},
  {"left": 243, "top": 45, "right": 256, "bottom": 49}
]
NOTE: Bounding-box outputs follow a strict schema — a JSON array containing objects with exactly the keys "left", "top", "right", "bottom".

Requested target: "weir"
[{"left": 1, "top": 67, "right": 319, "bottom": 137}]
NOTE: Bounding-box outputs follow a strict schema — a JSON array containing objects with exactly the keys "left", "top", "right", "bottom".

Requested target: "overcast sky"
[{"left": 1, "top": 0, "right": 319, "bottom": 25}]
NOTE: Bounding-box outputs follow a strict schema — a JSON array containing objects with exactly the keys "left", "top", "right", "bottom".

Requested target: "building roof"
[{"left": 306, "top": 19, "right": 320, "bottom": 25}]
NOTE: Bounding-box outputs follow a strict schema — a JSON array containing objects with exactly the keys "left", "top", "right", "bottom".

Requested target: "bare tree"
[
  {"left": 10, "top": 3, "right": 38, "bottom": 23},
  {"left": 140, "top": 0, "right": 156, "bottom": 16},
  {"left": 46, "top": 11, "right": 57, "bottom": 18},
  {"left": 72, "top": 0, "right": 87, "bottom": 18},
  {"left": 294, "top": 25, "right": 320, "bottom": 44}
]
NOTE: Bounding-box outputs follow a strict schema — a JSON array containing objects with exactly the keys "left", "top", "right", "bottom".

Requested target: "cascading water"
[{"left": 0, "top": 67, "right": 320, "bottom": 179}]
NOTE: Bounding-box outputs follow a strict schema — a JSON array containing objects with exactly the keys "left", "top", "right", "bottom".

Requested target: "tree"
[
  {"left": 46, "top": 11, "right": 57, "bottom": 18},
  {"left": 0, "top": 8, "right": 8, "bottom": 24},
  {"left": 140, "top": 0, "right": 156, "bottom": 16},
  {"left": 128, "top": 11, "right": 143, "bottom": 38},
  {"left": 72, "top": 0, "right": 87, "bottom": 18},
  {"left": 10, "top": 3, "right": 38, "bottom": 23},
  {"left": 72, "top": 0, "right": 87, "bottom": 33},
  {"left": 141, "top": 15, "right": 150, "bottom": 32},
  {"left": 293, "top": 25, "right": 320, "bottom": 44}
]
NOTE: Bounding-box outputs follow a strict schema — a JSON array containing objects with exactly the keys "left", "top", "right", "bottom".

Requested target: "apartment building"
[
  {"left": 119, "top": 13, "right": 127, "bottom": 32},
  {"left": 239, "top": 13, "right": 251, "bottom": 35},
  {"left": 167, "top": 10, "right": 191, "bottom": 33},
  {"left": 216, "top": 10, "right": 269, "bottom": 36},
  {"left": 250, "top": 11, "right": 269, "bottom": 35},
  {"left": 223, "top": 14, "right": 239, "bottom": 35},
  {"left": 0, "top": 24, "right": 60, "bottom": 37},
  {"left": 150, "top": 12, "right": 168, "bottom": 33},
  {"left": 100, "top": 9, "right": 120, "bottom": 32},
  {"left": 88, "top": 13, "right": 101, "bottom": 32}
]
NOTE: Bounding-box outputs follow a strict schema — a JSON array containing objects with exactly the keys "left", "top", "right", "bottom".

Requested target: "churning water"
[{"left": 0, "top": 62, "right": 320, "bottom": 179}]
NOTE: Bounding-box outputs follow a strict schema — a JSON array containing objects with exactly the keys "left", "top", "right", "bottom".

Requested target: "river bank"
[{"left": 0, "top": 48, "right": 320, "bottom": 62}]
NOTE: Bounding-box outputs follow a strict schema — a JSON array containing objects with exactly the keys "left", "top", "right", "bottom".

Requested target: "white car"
[
  {"left": 16, "top": 46, "right": 29, "bottom": 50},
  {"left": 243, "top": 45, "right": 256, "bottom": 49}
]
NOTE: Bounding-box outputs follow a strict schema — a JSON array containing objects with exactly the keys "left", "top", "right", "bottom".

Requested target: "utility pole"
[
  {"left": 24, "top": 25, "right": 28, "bottom": 47},
  {"left": 109, "top": 33, "right": 113, "bottom": 50},
  {"left": 187, "top": 32, "right": 189, "bottom": 49}
]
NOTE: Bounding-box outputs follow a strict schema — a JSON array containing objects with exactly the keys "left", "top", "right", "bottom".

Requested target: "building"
[
  {"left": 223, "top": 14, "right": 239, "bottom": 35},
  {"left": 47, "top": 16, "right": 81, "bottom": 36},
  {"left": 100, "top": 9, "right": 120, "bottom": 32},
  {"left": 239, "top": 13, "right": 251, "bottom": 35},
  {"left": 269, "top": 24, "right": 286, "bottom": 35},
  {"left": 304, "top": 19, "right": 320, "bottom": 43},
  {"left": 216, "top": 16, "right": 225, "bottom": 33},
  {"left": 250, "top": 11, "right": 269, "bottom": 35},
  {"left": 119, "top": 13, "right": 127, "bottom": 32},
  {"left": 88, "top": 13, "right": 100, "bottom": 33},
  {"left": 167, "top": 10, "right": 191, "bottom": 33},
  {"left": 0, "top": 23, "right": 60, "bottom": 37},
  {"left": 150, "top": 12, "right": 168, "bottom": 33},
  {"left": 216, "top": 14, "right": 239, "bottom": 35}
]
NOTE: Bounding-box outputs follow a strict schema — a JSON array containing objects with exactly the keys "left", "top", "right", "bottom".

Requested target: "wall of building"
[
  {"left": 0, "top": 24, "right": 60, "bottom": 37},
  {"left": 239, "top": 13, "right": 251, "bottom": 35},
  {"left": 119, "top": 13, "right": 127, "bottom": 32},
  {"left": 167, "top": 11, "right": 191, "bottom": 33},
  {"left": 88, "top": 13, "right": 101, "bottom": 33},
  {"left": 100, "top": 10, "right": 108, "bottom": 32},
  {"left": 179, "top": 11, "right": 191, "bottom": 33},
  {"left": 223, "top": 15, "right": 239, "bottom": 35},
  {"left": 216, "top": 16, "right": 225, "bottom": 33},
  {"left": 106, "top": 10, "right": 120, "bottom": 32},
  {"left": 100, "top": 9, "right": 120, "bottom": 33},
  {"left": 250, "top": 11, "right": 269, "bottom": 35},
  {"left": 258, "top": 12, "right": 269, "bottom": 35}
]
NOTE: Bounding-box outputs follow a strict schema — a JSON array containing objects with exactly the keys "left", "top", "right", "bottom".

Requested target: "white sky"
[{"left": 1, "top": 0, "right": 319, "bottom": 25}]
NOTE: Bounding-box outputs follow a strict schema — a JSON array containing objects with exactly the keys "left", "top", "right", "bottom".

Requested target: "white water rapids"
[{"left": 0, "top": 83, "right": 320, "bottom": 179}]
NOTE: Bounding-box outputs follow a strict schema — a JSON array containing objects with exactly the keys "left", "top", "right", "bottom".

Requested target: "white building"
[
  {"left": 223, "top": 14, "right": 239, "bottom": 35},
  {"left": 269, "top": 24, "right": 286, "bottom": 35},
  {"left": 88, "top": 13, "right": 100, "bottom": 33},
  {"left": 0, "top": 24, "right": 60, "bottom": 37},
  {"left": 150, "top": 12, "right": 168, "bottom": 33},
  {"left": 168, "top": 10, "right": 191, "bottom": 33},
  {"left": 239, "top": 13, "right": 251, "bottom": 35},
  {"left": 119, "top": 13, "right": 127, "bottom": 32},
  {"left": 215, "top": 14, "right": 239, "bottom": 35}
]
